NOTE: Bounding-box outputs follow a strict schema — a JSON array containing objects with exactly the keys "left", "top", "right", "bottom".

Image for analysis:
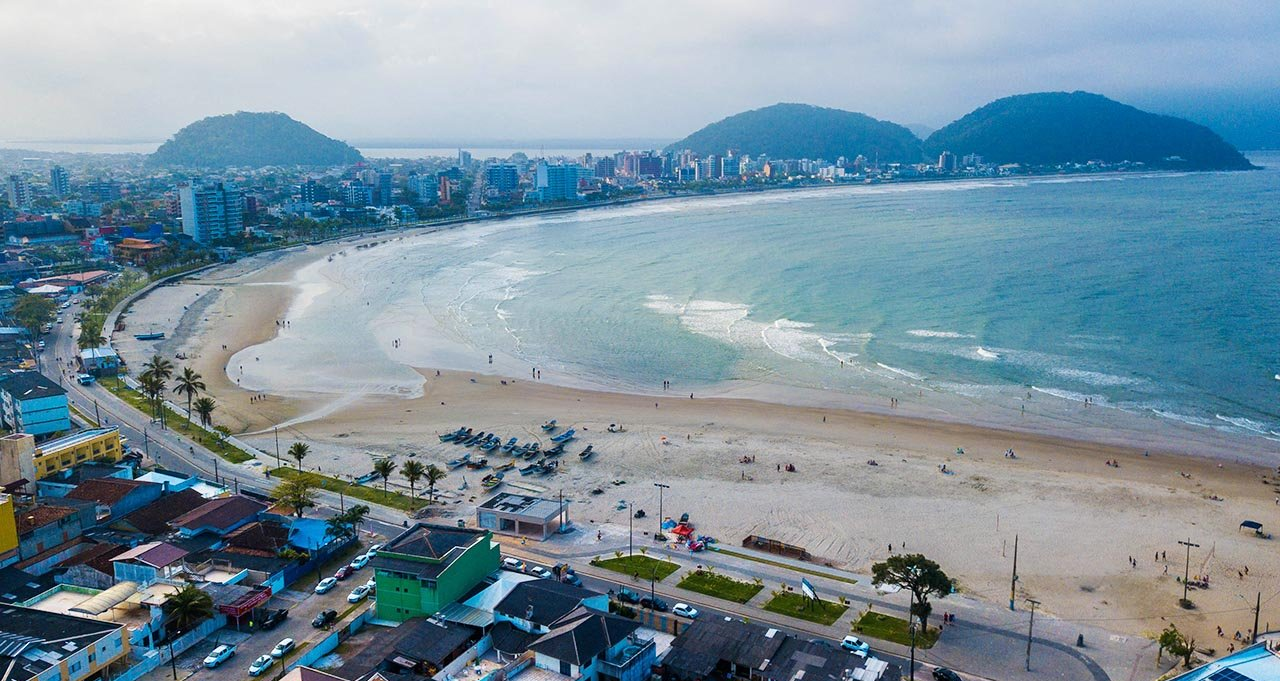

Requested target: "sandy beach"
[{"left": 114, "top": 231, "right": 1280, "bottom": 647}]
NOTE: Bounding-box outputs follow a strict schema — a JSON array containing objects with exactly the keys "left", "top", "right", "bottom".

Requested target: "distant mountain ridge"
[
  {"left": 666, "top": 103, "right": 922, "bottom": 164},
  {"left": 924, "top": 92, "right": 1254, "bottom": 170},
  {"left": 149, "top": 111, "right": 363, "bottom": 168}
]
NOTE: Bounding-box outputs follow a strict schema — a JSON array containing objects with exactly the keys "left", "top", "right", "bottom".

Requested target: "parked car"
[
  {"left": 640, "top": 595, "right": 670, "bottom": 612},
  {"left": 364, "top": 578, "right": 376, "bottom": 591},
  {"left": 841, "top": 636, "right": 870, "bottom": 654},
  {"left": 312, "top": 609, "right": 338, "bottom": 628},
  {"left": 315, "top": 577, "right": 339, "bottom": 594},
  {"left": 203, "top": 645, "right": 234, "bottom": 669},
  {"left": 347, "top": 585, "right": 372, "bottom": 603},
  {"left": 349, "top": 553, "right": 370, "bottom": 570},
  {"left": 334, "top": 565, "right": 355, "bottom": 580},
  {"left": 367, "top": 543, "right": 384, "bottom": 556},
  {"left": 561, "top": 572, "right": 583, "bottom": 587},
  {"left": 672, "top": 603, "right": 699, "bottom": 619},
  {"left": 248, "top": 655, "right": 274, "bottom": 677},
  {"left": 528, "top": 565, "right": 553, "bottom": 579},
  {"left": 615, "top": 588, "right": 641, "bottom": 604},
  {"left": 270, "top": 638, "right": 295, "bottom": 659},
  {"left": 932, "top": 669, "right": 963, "bottom": 681},
  {"left": 501, "top": 557, "right": 526, "bottom": 572},
  {"left": 260, "top": 608, "right": 288, "bottom": 630}
]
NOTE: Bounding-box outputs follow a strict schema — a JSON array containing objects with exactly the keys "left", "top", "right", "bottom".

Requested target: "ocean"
[{"left": 237, "top": 154, "right": 1280, "bottom": 458}]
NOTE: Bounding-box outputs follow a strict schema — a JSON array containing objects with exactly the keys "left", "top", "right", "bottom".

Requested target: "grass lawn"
[
  {"left": 853, "top": 611, "right": 939, "bottom": 649},
  {"left": 271, "top": 467, "right": 418, "bottom": 511},
  {"left": 677, "top": 570, "right": 764, "bottom": 604},
  {"left": 590, "top": 554, "right": 680, "bottom": 581},
  {"left": 102, "top": 380, "right": 254, "bottom": 463},
  {"left": 713, "top": 547, "right": 858, "bottom": 586},
  {"left": 762, "top": 591, "right": 849, "bottom": 625}
]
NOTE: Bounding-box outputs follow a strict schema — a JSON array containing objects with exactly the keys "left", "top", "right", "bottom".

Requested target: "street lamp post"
[
  {"left": 274, "top": 427, "right": 281, "bottom": 469},
  {"left": 1178, "top": 538, "right": 1200, "bottom": 606},
  {"left": 654, "top": 482, "right": 669, "bottom": 540},
  {"left": 1025, "top": 598, "right": 1041, "bottom": 671},
  {"left": 628, "top": 502, "right": 634, "bottom": 556}
]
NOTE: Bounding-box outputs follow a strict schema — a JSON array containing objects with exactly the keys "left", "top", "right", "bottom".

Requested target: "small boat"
[
  {"left": 536, "top": 460, "right": 559, "bottom": 476},
  {"left": 439, "top": 432, "right": 457, "bottom": 443},
  {"left": 446, "top": 454, "right": 471, "bottom": 468},
  {"left": 545, "top": 442, "right": 565, "bottom": 457},
  {"left": 579, "top": 445, "right": 594, "bottom": 460},
  {"left": 519, "top": 463, "right": 540, "bottom": 476},
  {"left": 500, "top": 437, "right": 518, "bottom": 452},
  {"left": 550, "top": 428, "right": 576, "bottom": 443},
  {"left": 541, "top": 419, "right": 558, "bottom": 431},
  {"left": 133, "top": 332, "right": 165, "bottom": 341},
  {"left": 480, "top": 438, "right": 500, "bottom": 452},
  {"left": 522, "top": 446, "right": 540, "bottom": 460},
  {"left": 494, "top": 462, "right": 516, "bottom": 472},
  {"left": 464, "top": 432, "right": 488, "bottom": 446},
  {"left": 466, "top": 457, "right": 489, "bottom": 469},
  {"left": 482, "top": 473, "right": 503, "bottom": 489}
]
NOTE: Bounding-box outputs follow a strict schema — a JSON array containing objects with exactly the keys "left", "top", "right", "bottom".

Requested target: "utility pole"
[
  {"left": 1010, "top": 533, "right": 1019, "bottom": 611},
  {"left": 274, "top": 426, "right": 281, "bottom": 469},
  {"left": 1178, "top": 538, "right": 1200, "bottom": 606},
  {"left": 654, "top": 482, "right": 669, "bottom": 539},
  {"left": 143, "top": 428, "right": 150, "bottom": 458},
  {"left": 1253, "top": 591, "right": 1261, "bottom": 644},
  {"left": 94, "top": 400, "right": 101, "bottom": 426},
  {"left": 628, "top": 502, "right": 634, "bottom": 556},
  {"left": 213, "top": 457, "right": 219, "bottom": 484},
  {"left": 1025, "top": 598, "right": 1040, "bottom": 671}
]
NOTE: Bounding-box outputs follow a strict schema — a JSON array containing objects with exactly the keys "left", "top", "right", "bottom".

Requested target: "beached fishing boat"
[
  {"left": 446, "top": 454, "right": 471, "bottom": 468},
  {"left": 482, "top": 472, "right": 503, "bottom": 489},
  {"left": 480, "top": 438, "right": 499, "bottom": 452},
  {"left": 466, "top": 457, "right": 489, "bottom": 469},
  {"left": 519, "top": 463, "right": 540, "bottom": 476},
  {"left": 545, "top": 442, "right": 565, "bottom": 457},
  {"left": 541, "top": 419, "right": 558, "bottom": 431},
  {"left": 133, "top": 332, "right": 165, "bottom": 341},
  {"left": 550, "top": 428, "right": 576, "bottom": 443},
  {"left": 579, "top": 445, "right": 594, "bottom": 460},
  {"left": 464, "top": 432, "right": 488, "bottom": 446},
  {"left": 494, "top": 462, "right": 515, "bottom": 472},
  {"left": 500, "top": 437, "right": 518, "bottom": 452}
]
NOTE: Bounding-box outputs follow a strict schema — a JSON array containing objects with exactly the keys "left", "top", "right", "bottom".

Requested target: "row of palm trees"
[
  {"left": 373, "top": 457, "right": 447, "bottom": 505},
  {"left": 137, "top": 355, "right": 217, "bottom": 428}
]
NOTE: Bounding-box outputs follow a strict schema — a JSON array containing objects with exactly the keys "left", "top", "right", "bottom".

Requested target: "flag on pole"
[{"left": 800, "top": 577, "right": 819, "bottom": 601}]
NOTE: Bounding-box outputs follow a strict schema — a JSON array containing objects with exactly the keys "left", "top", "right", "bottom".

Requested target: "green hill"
[
  {"left": 149, "top": 111, "right": 363, "bottom": 168},
  {"left": 666, "top": 103, "right": 922, "bottom": 164},
  {"left": 924, "top": 92, "right": 1254, "bottom": 170}
]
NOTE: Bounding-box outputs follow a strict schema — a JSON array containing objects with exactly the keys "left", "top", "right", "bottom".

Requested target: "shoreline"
[{"left": 114, "top": 209, "right": 1280, "bottom": 647}]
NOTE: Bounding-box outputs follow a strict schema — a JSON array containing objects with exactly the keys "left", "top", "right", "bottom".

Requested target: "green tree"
[
  {"left": 10, "top": 295, "right": 56, "bottom": 340},
  {"left": 77, "top": 316, "right": 105, "bottom": 350},
  {"left": 273, "top": 476, "right": 316, "bottom": 518},
  {"left": 163, "top": 584, "right": 213, "bottom": 633},
  {"left": 288, "top": 441, "right": 310, "bottom": 471},
  {"left": 1158, "top": 624, "right": 1195, "bottom": 669},
  {"left": 172, "top": 367, "right": 206, "bottom": 425},
  {"left": 373, "top": 458, "right": 397, "bottom": 494},
  {"left": 138, "top": 371, "right": 166, "bottom": 421},
  {"left": 870, "top": 553, "right": 952, "bottom": 632},
  {"left": 401, "top": 460, "right": 425, "bottom": 506},
  {"left": 192, "top": 396, "right": 216, "bottom": 427},
  {"left": 141, "top": 354, "right": 175, "bottom": 426},
  {"left": 424, "top": 463, "right": 446, "bottom": 501}
]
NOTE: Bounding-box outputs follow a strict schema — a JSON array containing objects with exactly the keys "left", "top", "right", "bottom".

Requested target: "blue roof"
[
  {"left": 287, "top": 518, "right": 334, "bottom": 550},
  {"left": 1170, "top": 642, "right": 1280, "bottom": 680}
]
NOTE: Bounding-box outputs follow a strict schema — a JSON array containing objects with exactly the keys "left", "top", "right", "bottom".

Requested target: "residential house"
[
  {"left": 169, "top": 495, "right": 265, "bottom": 537},
  {"left": 0, "top": 372, "right": 70, "bottom": 437},
  {"left": 529, "top": 606, "right": 652, "bottom": 681},
  {"left": 370, "top": 523, "right": 499, "bottom": 622},
  {"left": 0, "top": 493, "right": 18, "bottom": 567},
  {"left": 109, "top": 488, "right": 208, "bottom": 536},
  {"left": 78, "top": 347, "right": 120, "bottom": 376},
  {"left": 0, "top": 605, "right": 130, "bottom": 681},
  {"left": 1167, "top": 640, "right": 1280, "bottom": 679},
  {"left": 36, "top": 462, "right": 134, "bottom": 499},
  {"left": 64, "top": 478, "right": 162, "bottom": 522},
  {"left": 493, "top": 579, "right": 610, "bottom": 634},
  {"left": 336, "top": 618, "right": 478, "bottom": 681},
  {"left": 110, "top": 541, "right": 188, "bottom": 586}
]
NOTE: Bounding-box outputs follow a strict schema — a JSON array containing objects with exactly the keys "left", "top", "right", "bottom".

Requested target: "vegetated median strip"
[
  {"left": 762, "top": 591, "right": 849, "bottom": 626},
  {"left": 270, "top": 467, "right": 418, "bottom": 511},
  {"left": 590, "top": 554, "right": 681, "bottom": 581},
  {"left": 100, "top": 380, "right": 254, "bottom": 463},
  {"left": 713, "top": 547, "right": 858, "bottom": 586},
  {"left": 677, "top": 569, "right": 764, "bottom": 604},
  {"left": 853, "top": 611, "right": 939, "bottom": 649}
]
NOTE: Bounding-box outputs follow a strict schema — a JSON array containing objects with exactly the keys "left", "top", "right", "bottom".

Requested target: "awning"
[
  {"left": 436, "top": 602, "right": 494, "bottom": 628},
  {"left": 70, "top": 581, "right": 140, "bottom": 615},
  {"left": 1241, "top": 520, "right": 1263, "bottom": 530}
]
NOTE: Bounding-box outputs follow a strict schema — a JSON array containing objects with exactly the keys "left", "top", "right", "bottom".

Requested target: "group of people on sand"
[
  {"left": 249, "top": 394, "right": 267, "bottom": 403},
  {"left": 1105, "top": 459, "right": 1120, "bottom": 467}
]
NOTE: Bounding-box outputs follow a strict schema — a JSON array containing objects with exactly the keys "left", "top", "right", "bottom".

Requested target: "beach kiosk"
[{"left": 1239, "top": 520, "right": 1271, "bottom": 539}]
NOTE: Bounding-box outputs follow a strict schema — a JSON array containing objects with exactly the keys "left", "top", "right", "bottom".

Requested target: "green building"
[{"left": 370, "top": 522, "right": 500, "bottom": 622}]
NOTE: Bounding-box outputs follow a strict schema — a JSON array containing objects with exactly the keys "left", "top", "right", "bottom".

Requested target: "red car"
[{"left": 334, "top": 565, "right": 355, "bottom": 580}]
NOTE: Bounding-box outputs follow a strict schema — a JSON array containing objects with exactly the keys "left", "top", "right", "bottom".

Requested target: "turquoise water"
[{"left": 248, "top": 155, "right": 1280, "bottom": 453}]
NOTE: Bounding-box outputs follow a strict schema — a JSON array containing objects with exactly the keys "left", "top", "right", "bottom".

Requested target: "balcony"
[{"left": 598, "top": 634, "right": 655, "bottom": 675}]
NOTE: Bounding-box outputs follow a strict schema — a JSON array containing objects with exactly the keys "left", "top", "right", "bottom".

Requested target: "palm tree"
[
  {"left": 142, "top": 354, "right": 174, "bottom": 381},
  {"left": 141, "top": 355, "right": 174, "bottom": 426},
  {"left": 401, "top": 460, "right": 425, "bottom": 507},
  {"left": 272, "top": 477, "right": 316, "bottom": 518},
  {"left": 288, "top": 442, "right": 310, "bottom": 471},
  {"left": 192, "top": 396, "right": 216, "bottom": 427},
  {"left": 345, "top": 504, "right": 370, "bottom": 536},
  {"left": 172, "top": 367, "right": 206, "bottom": 425},
  {"left": 163, "top": 584, "right": 213, "bottom": 632},
  {"left": 77, "top": 321, "right": 104, "bottom": 350},
  {"left": 373, "top": 458, "right": 397, "bottom": 494},
  {"left": 424, "top": 463, "right": 447, "bottom": 502},
  {"left": 138, "top": 371, "right": 166, "bottom": 421}
]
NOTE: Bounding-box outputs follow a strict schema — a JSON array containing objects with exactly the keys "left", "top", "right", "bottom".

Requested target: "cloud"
[{"left": 1, "top": 0, "right": 1277, "bottom": 141}]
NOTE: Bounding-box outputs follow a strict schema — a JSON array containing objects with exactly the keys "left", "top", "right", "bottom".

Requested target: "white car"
[
  {"left": 315, "top": 577, "right": 338, "bottom": 594},
  {"left": 841, "top": 635, "right": 870, "bottom": 654},
  {"left": 248, "top": 655, "right": 274, "bottom": 676},
  {"left": 347, "top": 585, "right": 371, "bottom": 603},
  {"left": 672, "top": 603, "right": 699, "bottom": 619},
  {"left": 349, "top": 553, "right": 370, "bottom": 570},
  {"left": 364, "top": 577, "right": 376, "bottom": 591},
  {"left": 203, "top": 645, "right": 234, "bottom": 669},
  {"left": 528, "top": 565, "right": 553, "bottom": 579},
  {"left": 367, "top": 543, "right": 384, "bottom": 556},
  {"left": 270, "top": 638, "right": 295, "bottom": 659},
  {"left": 501, "top": 557, "right": 526, "bottom": 572}
]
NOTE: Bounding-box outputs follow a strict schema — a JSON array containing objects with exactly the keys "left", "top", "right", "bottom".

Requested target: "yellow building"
[
  {"left": 0, "top": 428, "right": 124, "bottom": 486},
  {"left": 0, "top": 493, "right": 17, "bottom": 566}
]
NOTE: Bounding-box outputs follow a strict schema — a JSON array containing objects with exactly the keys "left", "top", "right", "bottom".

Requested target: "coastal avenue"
[{"left": 45, "top": 282, "right": 1133, "bottom": 681}]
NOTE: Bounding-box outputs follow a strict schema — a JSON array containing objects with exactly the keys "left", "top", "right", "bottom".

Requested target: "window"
[{"left": 69, "top": 661, "right": 82, "bottom": 674}]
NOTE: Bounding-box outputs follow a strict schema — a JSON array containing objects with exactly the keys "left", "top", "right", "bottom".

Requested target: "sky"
[{"left": 2, "top": 1, "right": 1278, "bottom": 145}]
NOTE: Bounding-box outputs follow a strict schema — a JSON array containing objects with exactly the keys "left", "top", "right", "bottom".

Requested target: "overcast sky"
[{"left": 3, "top": 1, "right": 1278, "bottom": 143}]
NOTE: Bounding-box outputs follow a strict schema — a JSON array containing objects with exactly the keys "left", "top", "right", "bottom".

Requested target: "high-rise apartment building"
[
  {"left": 5, "top": 176, "right": 31, "bottom": 209},
  {"left": 179, "top": 182, "right": 244, "bottom": 243},
  {"left": 49, "top": 166, "right": 70, "bottom": 196},
  {"left": 485, "top": 164, "right": 519, "bottom": 193}
]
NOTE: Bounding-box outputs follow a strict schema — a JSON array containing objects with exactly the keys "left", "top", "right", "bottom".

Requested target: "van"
[{"left": 77, "top": 374, "right": 95, "bottom": 385}]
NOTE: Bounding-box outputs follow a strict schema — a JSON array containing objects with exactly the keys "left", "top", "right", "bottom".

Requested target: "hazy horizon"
[{"left": 3, "top": 2, "right": 1278, "bottom": 147}]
